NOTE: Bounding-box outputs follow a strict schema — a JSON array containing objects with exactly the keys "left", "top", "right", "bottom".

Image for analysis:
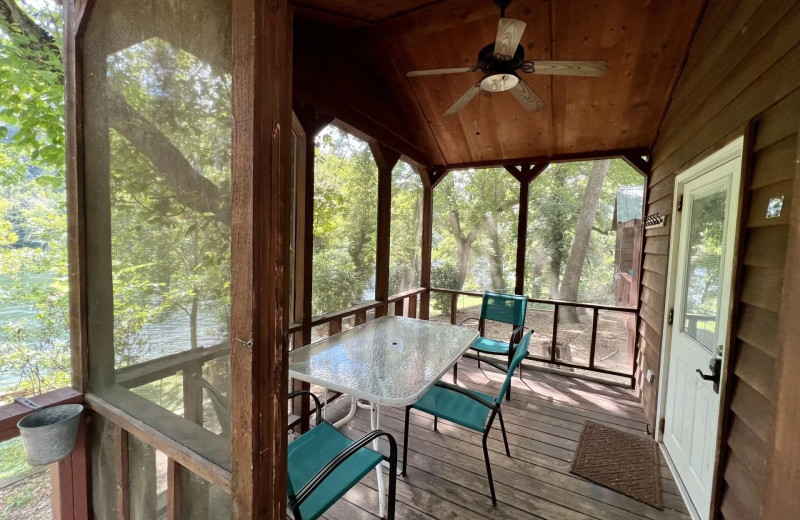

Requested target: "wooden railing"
[
  {"left": 286, "top": 287, "right": 426, "bottom": 337},
  {"left": 0, "top": 388, "right": 89, "bottom": 519},
  {"left": 429, "top": 288, "right": 639, "bottom": 385}
]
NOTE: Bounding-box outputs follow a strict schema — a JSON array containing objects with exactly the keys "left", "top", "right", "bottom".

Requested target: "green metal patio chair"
[
  {"left": 287, "top": 390, "right": 398, "bottom": 520},
  {"left": 455, "top": 291, "right": 529, "bottom": 397},
  {"left": 402, "top": 331, "right": 532, "bottom": 505}
]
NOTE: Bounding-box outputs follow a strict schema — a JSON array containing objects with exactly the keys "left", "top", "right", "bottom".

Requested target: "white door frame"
[{"left": 654, "top": 135, "right": 746, "bottom": 519}]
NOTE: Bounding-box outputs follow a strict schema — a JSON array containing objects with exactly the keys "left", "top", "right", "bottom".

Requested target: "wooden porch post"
[
  {"left": 62, "top": 1, "right": 93, "bottom": 518},
  {"left": 418, "top": 167, "right": 434, "bottom": 319},
  {"left": 293, "top": 106, "right": 332, "bottom": 431},
  {"left": 230, "top": 0, "right": 293, "bottom": 517},
  {"left": 370, "top": 142, "right": 401, "bottom": 317},
  {"left": 510, "top": 163, "right": 548, "bottom": 295}
]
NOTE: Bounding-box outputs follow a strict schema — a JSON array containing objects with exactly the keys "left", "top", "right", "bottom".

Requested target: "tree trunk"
[
  {"left": 484, "top": 212, "right": 506, "bottom": 291},
  {"left": 559, "top": 160, "right": 610, "bottom": 322}
]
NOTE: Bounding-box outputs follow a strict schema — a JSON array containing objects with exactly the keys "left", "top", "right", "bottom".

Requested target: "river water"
[{"left": 0, "top": 289, "right": 227, "bottom": 394}]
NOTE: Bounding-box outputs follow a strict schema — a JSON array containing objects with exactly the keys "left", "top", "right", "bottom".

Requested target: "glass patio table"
[{"left": 288, "top": 315, "right": 479, "bottom": 517}]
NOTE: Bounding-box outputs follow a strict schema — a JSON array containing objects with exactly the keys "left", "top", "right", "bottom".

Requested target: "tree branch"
[
  {"left": 1, "top": 0, "right": 229, "bottom": 223},
  {"left": 0, "top": 0, "right": 55, "bottom": 50},
  {"left": 106, "top": 91, "right": 229, "bottom": 224}
]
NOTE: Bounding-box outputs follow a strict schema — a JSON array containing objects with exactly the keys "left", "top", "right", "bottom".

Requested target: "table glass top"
[{"left": 288, "top": 316, "right": 478, "bottom": 405}]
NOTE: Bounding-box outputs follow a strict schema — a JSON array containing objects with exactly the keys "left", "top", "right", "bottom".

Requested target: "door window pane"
[{"left": 681, "top": 187, "right": 727, "bottom": 350}]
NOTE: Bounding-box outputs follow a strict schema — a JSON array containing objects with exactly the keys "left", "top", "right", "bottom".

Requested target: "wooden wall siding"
[
  {"left": 642, "top": 1, "right": 800, "bottom": 518},
  {"left": 763, "top": 124, "right": 800, "bottom": 519}
]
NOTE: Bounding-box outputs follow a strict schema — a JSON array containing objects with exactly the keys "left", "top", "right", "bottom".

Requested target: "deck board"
[{"left": 319, "top": 358, "right": 690, "bottom": 520}]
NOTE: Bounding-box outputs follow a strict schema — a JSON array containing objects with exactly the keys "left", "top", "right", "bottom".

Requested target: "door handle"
[{"left": 696, "top": 357, "right": 722, "bottom": 393}]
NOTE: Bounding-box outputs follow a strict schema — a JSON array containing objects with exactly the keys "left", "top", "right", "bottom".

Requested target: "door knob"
[{"left": 696, "top": 357, "right": 722, "bottom": 393}]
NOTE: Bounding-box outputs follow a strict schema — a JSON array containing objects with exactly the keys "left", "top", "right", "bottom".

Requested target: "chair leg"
[
  {"left": 477, "top": 351, "right": 481, "bottom": 368},
  {"left": 402, "top": 406, "right": 411, "bottom": 476},
  {"left": 433, "top": 416, "right": 438, "bottom": 432},
  {"left": 482, "top": 430, "right": 497, "bottom": 505},
  {"left": 387, "top": 436, "right": 398, "bottom": 520},
  {"left": 498, "top": 411, "right": 510, "bottom": 456},
  {"left": 453, "top": 362, "right": 458, "bottom": 384}
]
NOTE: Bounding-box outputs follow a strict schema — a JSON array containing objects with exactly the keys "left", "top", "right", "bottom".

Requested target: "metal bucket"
[{"left": 17, "top": 404, "right": 84, "bottom": 466}]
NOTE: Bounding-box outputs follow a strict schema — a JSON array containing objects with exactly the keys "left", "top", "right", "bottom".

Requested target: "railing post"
[
  {"left": 329, "top": 317, "right": 342, "bottom": 335},
  {"left": 589, "top": 308, "right": 599, "bottom": 369},
  {"left": 408, "top": 294, "right": 417, "bottom": 319},
  {"left": 394, "top": 299, "right": 404, "bottom": 317},
  {"left": 450, "top": 293, "right": 458, "bottom": 325},
  {"left": 551, "top": 304, "right": 559, "bottom": 363}
]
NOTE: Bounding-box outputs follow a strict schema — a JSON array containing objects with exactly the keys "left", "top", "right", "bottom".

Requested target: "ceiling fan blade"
[
  {"left": 521, "top": 60, "right": 608, "bottom": 77},
  {"left": 494, "top": 18, "right": 526, "bottom": 61},
  {"left": 509, "top": 80, "right": 545, "bottom": 112},
  {"left": 407, "top": 67, "right": 478, "bottom": 77},
  {"left": 444, "top": 83, "right": 481, "bottom": 116}
]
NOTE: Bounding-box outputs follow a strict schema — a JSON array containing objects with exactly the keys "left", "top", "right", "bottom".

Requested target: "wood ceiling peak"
[{"left": 293, "top": 0, "right": 706, "bottom": 167}]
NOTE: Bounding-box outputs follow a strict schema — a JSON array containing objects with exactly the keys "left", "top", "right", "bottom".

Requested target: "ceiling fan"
[{"left": 405, "top": 0, "right": 608, "bottom": 116}]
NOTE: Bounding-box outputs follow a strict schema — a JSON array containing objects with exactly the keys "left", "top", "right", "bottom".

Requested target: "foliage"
[
  {"left": 430, "top": 263, "right": 460, "bottom": 312},
  {"left": 0, "top": 1, "right": 232, "bottom": 404},
  {"left": 388, "top": 161, "right": 422, "bottom": 295},
  {"left": 431, "top": 168, "right": 519, "bottom": 293},
  {"left": 311, "top": 126, "right": 379, "bottom": 315},
  {"left": 524, "top": 159, "right": 643, "bottom": 304}
]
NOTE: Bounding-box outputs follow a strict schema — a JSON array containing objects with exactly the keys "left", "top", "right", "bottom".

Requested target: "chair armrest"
[
  {"left": 289, "top": 430, "right": 397, "bottom": 508},
  {"left": 288, "top": 390, "right": 322, "bottom": 426},
  {"left": 459, "top": 317, "right": 480, "bottom": 326},
  {"left": 434, "top": 381, "right": 498, "bottom": 410},
  {"left": 507, "top": 325, "right": 532, "bottom": 347}
]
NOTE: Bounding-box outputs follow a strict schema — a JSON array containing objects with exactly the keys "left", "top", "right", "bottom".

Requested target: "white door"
[{"left": 663, "top": 140, "right": 741, "bottom": 520}]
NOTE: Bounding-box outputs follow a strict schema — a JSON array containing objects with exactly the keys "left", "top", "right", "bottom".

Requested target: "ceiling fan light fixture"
[{"left": 480, "top": 73, "right": 519, "bottom": 92}]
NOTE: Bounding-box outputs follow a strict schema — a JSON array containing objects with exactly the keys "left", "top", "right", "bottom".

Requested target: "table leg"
[
  {"left": 332, "top": 395, "right": 357, "bottom": 429},
  {"left": 370, "top": 402, "right": 387, "bottom": 518}
]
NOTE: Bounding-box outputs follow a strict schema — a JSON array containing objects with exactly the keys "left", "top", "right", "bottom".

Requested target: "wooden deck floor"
[{"left": 320, "top": 357, "right": 690, "bottom": 520}]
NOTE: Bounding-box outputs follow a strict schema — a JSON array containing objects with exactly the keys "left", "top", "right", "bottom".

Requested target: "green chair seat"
[
  {"left": 413, "top": 385, "right": 496, "bottom": 432},
  {"left": 288, "top": 421, "right": 383, "bottom": 520},
  {"left": 471, "top": 337, "right": 516, "bottom": 355}
]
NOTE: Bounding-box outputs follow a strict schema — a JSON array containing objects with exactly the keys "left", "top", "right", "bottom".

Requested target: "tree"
[
  {"left": 558, "top": 159, "right": 610, "bottom": 322},
  {"left": 432, "top": 169, "right": 519, "bottom": 292},
  {"left": 0, "top": 0, "right": 233, "bottom": 401}
]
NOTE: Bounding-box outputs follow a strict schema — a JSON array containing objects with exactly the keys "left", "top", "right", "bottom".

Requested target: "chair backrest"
[
  {"left": 495, "top": 331, "right": 532, "bottom": 404},
  {"left": 481, "top": 291, "right": 528, "bottom": 327}
]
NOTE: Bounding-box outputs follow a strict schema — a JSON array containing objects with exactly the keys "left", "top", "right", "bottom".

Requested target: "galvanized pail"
[{"left": 17, "top": 404, "right": 84, "bottom": 466}]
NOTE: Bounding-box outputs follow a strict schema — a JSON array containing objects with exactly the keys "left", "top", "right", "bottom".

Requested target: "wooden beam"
[
  {"left": 167, "top": 459, "right": 181, "bottom": 520},
  {"left": 514, "top": 166, "right": 531, "bottom": 295},
  {"left": 0, "top": 388, "right": 83, "bottom": 443},
  {"left": 230, "top": 0, "right": 293, "bottom": 517},
  {"left": 51, "top": 415, "right": 90, "bottom": 520},
  {"left": 419, "top": 177, "right": 433, "bottom": 320},
  {"left": 86, "top": 393, "right": 231, "bottom": 492},
  {"left": 114, "top": 427, "right": 130, "bottom": 520},
  {"left": 622, "top": 153, "right": 652, "bottom": 177},
  {"left": 504, "top": 164, "right": 524, "bottom": 183},
  {"left": 762, "top": 124, "right": 800, "bottom": 520},
  {"left": 371, "top": 141, "right": 400, "bottom": 317},
  {"left": 64, "top": 0, "right": 93, "bottom": 393},
  {"left": 434, "top": 148, "right": 650, "bottom": 172},
  {"left": 430, "top": 169, "right": 448, "bottom": 188}
]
